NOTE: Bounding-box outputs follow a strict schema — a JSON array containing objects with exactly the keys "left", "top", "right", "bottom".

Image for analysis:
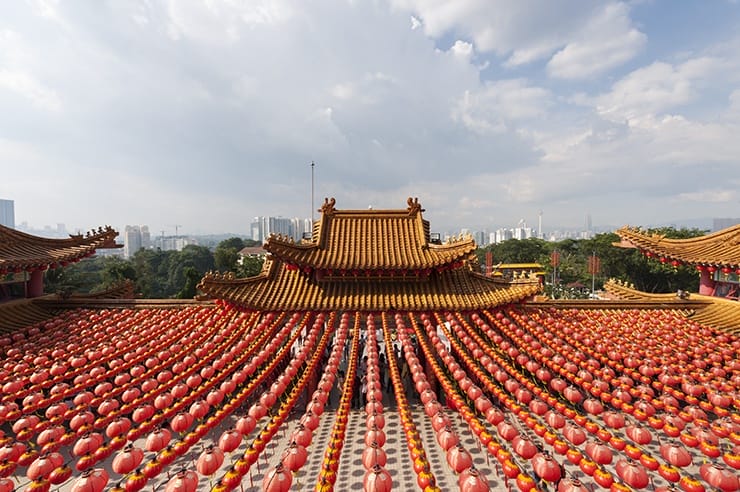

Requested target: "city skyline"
[{"left": 2, "top": 2, "right": 739, "bottom": 234}]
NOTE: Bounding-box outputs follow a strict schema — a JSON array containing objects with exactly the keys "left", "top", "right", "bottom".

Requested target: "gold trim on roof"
[
  {"left": 0, "top": 225, "right": 120, "bottom": 273},
  {"left": 198, "top": 261, "right": 541, "bottom": 311},
  {"left": 603, "top": 279, "right": 740, "bottom": 333},
  {"left": 265, "top": 197, "right": 476, "bottom": 271},
  {"left": 615, "top": 225, "right": 740, "bottom": 267}
]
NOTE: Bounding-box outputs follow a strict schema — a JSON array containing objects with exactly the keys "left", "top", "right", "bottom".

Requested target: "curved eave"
[
  {"left": 264, "top": 236, "right": 477, "bottom": 271},
  {"left": 197, "top": 261, "right": 541, "bottom": 312},
  {"left": 0, "top": 225, "right": 119, "bottom": 274},
  {"left": 603, "top": 279, "right": 740, "bottom": 333},
  {"left": 615, "top": 225, "right": 740, "bottom": 267}
]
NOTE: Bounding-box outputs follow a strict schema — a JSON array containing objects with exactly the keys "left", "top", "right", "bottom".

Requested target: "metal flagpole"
[{"left": 311, "top": 161, "right": 315, "bottom": 224}]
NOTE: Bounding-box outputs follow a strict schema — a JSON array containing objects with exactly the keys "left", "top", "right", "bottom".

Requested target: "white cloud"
[
  {"left": 391, "top": 0, "right": 643, "bottom": 76},
  {"left": 449, "top": 40, "right": 474, "bottom": 62},
  {"left": 1, "top": 1, "right": 739, "bottom": 235},
  {"left": 588, "top": 57, "right": 723, "bottom": 125},
  {"left": 452, "top": 79, "right": 552, "bottom": 134},
  {"left": 0, "top": 69, "right": 61, "bottom": 111},
  {"left": 165, "top": 0, "right": 294, "bottom": 43},
  {"left": 547, "top": 3, "right": 646, "bottom": 79}
]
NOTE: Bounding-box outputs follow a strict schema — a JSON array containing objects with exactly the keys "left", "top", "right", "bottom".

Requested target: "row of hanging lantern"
[
  {"left": 198, "top": 311, "right": 332, "bottom": 492},
  {"left": 382, "top": 313, "right": 441, "bottom": 491},
  {"left": 524, "top": 308, "right": 738, "bottom": 417},
  {"left": 430, "top": 312, "right": 579, "bottom": 491},
  {"left": 478, "top": 309, "right": 706, "bottom": 490},
  {"left": 360, "top": 314, "right": 393, "bottom": 492},
  {"left": 312, "top": 313, "right": 359, "bottom": 491},
  {"left": 98, "top": 308, "right": 272, "bottom": 492},
  {"left": 402, "top": 313, "right": 496, "bottom": 491},
  {"left": 507, "top": 308, "right": 740, "bottom": 468},
  {"left": 263, "top": 311, "right": 347, "bottom": 492},
  {"left": 435, "top": 312, "right": 576, "bottom": 490},
  {"left": 0, "top": 306, "right": 227, "bottom": 491},
  {"left": 201, "top": 311, "right": 323, "bottom": 491},
  {"left": 14, "top": 306, "right": 291, "bottom": 491},
  {"left": 478, "top": 307, "right": 739, "bottom": 490}
]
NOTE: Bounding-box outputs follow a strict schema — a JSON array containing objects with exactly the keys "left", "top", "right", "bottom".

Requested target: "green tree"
[
  {"left": 238, "top": 256, "right": 265, "bottom": 277},
  {"left": 166, "top": 245, "right": 214, "bottom": 297},
  {"left": 214, "top": 237, "right": 244, "bottom": 272},
  {"left": 177, "top": 266, "right": 200, "bottom": 299},
  {"left": 99, "top": 257, "right": 136, "bottom": 290}
]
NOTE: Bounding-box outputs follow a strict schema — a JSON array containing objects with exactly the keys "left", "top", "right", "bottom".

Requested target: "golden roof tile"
[
  {"left": 615, "top": 224, "right": 740, "bottom": 267},
  {"left": 264, "top": 197, "right": 477, "bottom": 271},
  {"left": 603, "top": 279, "right": 740, "bottom": 333},
  {"left": 198, "top": 263, "right": 541, "bottom": 312},
  {"left": 0, "top": 224, "right": 120, "bottom": 273}
]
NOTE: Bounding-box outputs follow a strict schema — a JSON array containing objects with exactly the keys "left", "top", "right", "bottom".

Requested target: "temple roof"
[
  {"left": 603, "top": 279, "right": 740, "bottom": 333},
  {"left": 615, "top": 224, "right": 740, "bottom": 267},
  {"left": 264, "top": 197, "right": 477, "bottom": 271},
  {"left": 198, "top": 258, "right": 541, "bottom": 311},
  {"left": 0, "top": 224, "right": 120, "bottom": 274}
]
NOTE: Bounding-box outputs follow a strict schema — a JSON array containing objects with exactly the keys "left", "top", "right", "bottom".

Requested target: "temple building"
[
  {"left": 611, "top": 225, "right": 740, "bottom": 331},
  {"left": 199, "top": 197, "right": 541, "bottom": 311},
  {"left": 0, "top": 199, "right": 737, "bottom": 492},
  {"left": 0, "top": 224, "right": 119, "bottom": 301}
]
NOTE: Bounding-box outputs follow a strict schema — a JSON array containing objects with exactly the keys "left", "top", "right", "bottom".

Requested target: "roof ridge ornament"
[
  {"left": 407, "top": 197, "right": 424, "bottom": 213},
  {"left": 320, "top": 197, "right": 336, "bottom": 215}
]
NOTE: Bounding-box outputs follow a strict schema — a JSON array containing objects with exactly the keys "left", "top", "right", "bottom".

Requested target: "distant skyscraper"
[
  {"left": 123, "top": 225, "right": 148, "bottom": 259},
  {"left": 141, "top": 226, "right": 151, "bottom": 249},
  {"left": 0, "top": 199, "right": 15, "bottom": 228},
  {"left": 250, "top": 216, "right": 312, "bottom": 243}
]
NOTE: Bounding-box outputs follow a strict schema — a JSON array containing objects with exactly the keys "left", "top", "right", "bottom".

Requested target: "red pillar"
[
  {"left": 698, "top": 270, "right": 715, "bottom": 296},
  {"left": 27, "top": 270, "right": 44, "bottom": 298}
]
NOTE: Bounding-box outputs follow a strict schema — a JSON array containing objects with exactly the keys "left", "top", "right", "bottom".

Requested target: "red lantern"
[
  {"left": 164, "top": 469, "right": 198, "bottom": 492},
  {"left": 361, "top": 441, "right": 387, "bottom": 469},
  {"left": 446, "top": 444, "right": 473, "bottom": 474},
  {"left": 218, "top": 429, "right": 242, "bottom": 454},
  {"left": 699, "top": 463, "right": 739, "bottom": 491},
  {"left": 70, "top": 468, "right": 109, "bottom": 492},
  {"left": 112, "top": 445, "right": 144, "bottom": 475},
  {"left": 615, "top": 459, "right": 649, "bottom": 489},
  {"left": 281, "top": 441, "right": 308, "bottom": 471},
  {"left": 145, "top": 428, "right": 171, "bottom": 453},
  {"left": 458, "top": 466, "right": 489, "bottom": 492},
  {"left": 585, "top": 441, "right": 613, "bottom": 465},
  {"left": 660, "top": 443, "right": 692, "bottom": 468},
  {"left": 532, "top": 452, "right": 562, "bottom": 483},
  {"left": 26, "top": 452, "right": 64, "bottom": 481},
  {"left": 362, "top": 464, "right": 392, "bottom": 492},
  {"left": 196, "top": 445, "right": 224, "bottom": 476},
  {"left": 263, "top": 463, "right": 292, "bottom": 492},
  {"left": 512, "top": 436, "right": 537, "bottom": 459}
]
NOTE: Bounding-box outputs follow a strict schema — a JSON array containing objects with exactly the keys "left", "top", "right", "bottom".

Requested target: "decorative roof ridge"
[
  {"left": 0, "top": 223, "right": 118, "bottom": 247},
  {"left": 468, "top": 270, "right": 542, "bottom": 285},
  {"left": 199, "top": 256, "right": 276, "bottom": 287},
  {"left": 617, "top": 224, "right": 740, "bottom": 245}
]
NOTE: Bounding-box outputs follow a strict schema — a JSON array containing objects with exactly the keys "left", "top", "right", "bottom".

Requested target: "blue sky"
[{"left": 1, "top": 1, "right": 739, "bottom": 236}]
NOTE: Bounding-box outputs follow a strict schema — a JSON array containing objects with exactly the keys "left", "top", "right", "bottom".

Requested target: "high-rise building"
[
  {"left": 0, "top": 199, "right": 15, "bottom": 228},
  {"left": 123, "top": 225, "right": 147, "bottom": 259},
  {"left": 250, "top": 216, "right": 312, "bottom": 243},
  {"left": 141, "top": 226, "right": 151, "bottom": 249}
]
